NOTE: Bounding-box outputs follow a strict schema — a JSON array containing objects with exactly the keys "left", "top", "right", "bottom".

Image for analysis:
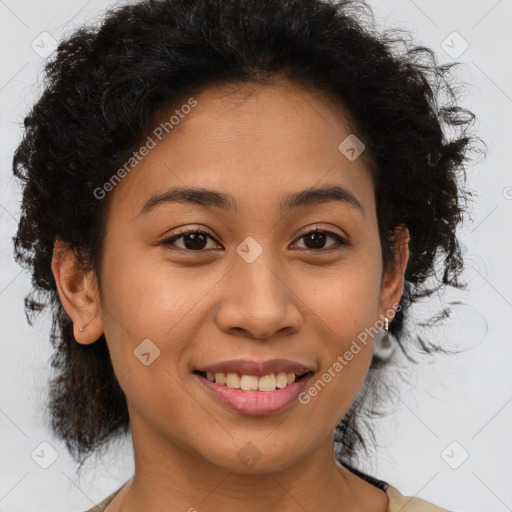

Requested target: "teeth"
[
  {"left": 276, "top": 372, "right": 288, "bottom": 388},
  {"left": 225, "top": 372, "right": 240, "bottom": 388},
  {"left": 240, "top": 375, "right": 259, "bottom": 391},
  {"left": 202, "top": 371, "right": 303, "bottom": 391},
  {"left": 258, "top": 374, "right": 276, "bottom": 392}
]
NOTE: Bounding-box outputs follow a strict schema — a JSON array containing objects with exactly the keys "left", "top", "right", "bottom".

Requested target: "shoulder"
[
  {"left": 81, "top": 484, "right": 125, "bottom": 512},
  {"left": 384, "top": 483, "right": 452, "bottom": 512},
  {"left": 83, "top": 478, "right": 452, "bottom": 512}
]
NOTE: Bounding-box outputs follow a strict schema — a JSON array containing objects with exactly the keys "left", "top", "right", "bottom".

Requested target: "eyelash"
[{"left": 161, "top": 226, "right": 349, "bottom": 252}]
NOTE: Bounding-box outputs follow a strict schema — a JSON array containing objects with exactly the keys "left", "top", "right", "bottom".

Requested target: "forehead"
[
  {"left": 178, "top": 78, "right": 361, "bottom": 149},
  {"left": 106, "top": 79, "right": 375, "bottom": 221}
]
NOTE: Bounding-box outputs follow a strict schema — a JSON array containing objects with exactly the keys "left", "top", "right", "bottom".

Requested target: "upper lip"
[{"left": 195, "top": 358, "right": 316, "bottom": 377}]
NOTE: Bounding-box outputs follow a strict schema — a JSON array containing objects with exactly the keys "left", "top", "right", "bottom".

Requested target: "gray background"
[{"left": 0, "top": 1, "right": 511, "bottom": 511}]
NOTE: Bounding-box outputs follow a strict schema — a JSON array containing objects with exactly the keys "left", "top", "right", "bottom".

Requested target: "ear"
[
  {"left": 377, "top": 224, "right": 410, "bottom": 323},
  {"left": 51, "top": 239, "right": 104, "bottom": 344}
]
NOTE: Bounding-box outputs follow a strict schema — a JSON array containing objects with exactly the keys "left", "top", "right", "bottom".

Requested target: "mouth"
[
  {"left": 193, "top": 369, "right": 314, "bottom": 392},
  {"left": 192, "top": 360, "right": 316, "bottom": 416}
]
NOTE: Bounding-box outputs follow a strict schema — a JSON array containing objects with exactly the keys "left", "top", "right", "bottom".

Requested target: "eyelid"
[
  {"left": 294, "top": 224, "right": 347, "bottom": 242},
  {"left": 161, "top": 225, "right": 221, "bottom": 249},
  {"left": 291, "top": 225, "right": 349, "bottom": 250},
  {"left": 167, "top": 225, "right": 216, "bottom": 238}
]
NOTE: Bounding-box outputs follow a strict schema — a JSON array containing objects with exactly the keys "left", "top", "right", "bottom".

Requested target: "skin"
[{"left": 52, "top": 78, "right": 409, "bottom": 512}]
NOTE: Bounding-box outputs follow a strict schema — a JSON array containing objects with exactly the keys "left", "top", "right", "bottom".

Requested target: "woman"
[{"left": 13, "top": 0, "right": 482, "bottom": 510}]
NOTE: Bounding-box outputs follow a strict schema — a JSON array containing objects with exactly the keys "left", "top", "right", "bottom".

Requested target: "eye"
[
  {"left": 161, "top": 228, "right": 220, "bottom": 251},
  {"left": 161, "top": 227, "right": 349, "bottom": 252},
  {"left": 292, "top": 228, "right": 348, "bottom": 251}
]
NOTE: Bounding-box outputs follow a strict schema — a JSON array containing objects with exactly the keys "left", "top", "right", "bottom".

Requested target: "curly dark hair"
[{"left": 13, "top": 0, "right": 484, "bottom": 476}]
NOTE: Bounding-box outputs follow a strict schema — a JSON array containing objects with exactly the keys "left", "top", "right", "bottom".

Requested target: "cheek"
[
  {"left": 294, "top": 256, "right": 381, "bottom": 415},
  {"left": 98, "top": 251, "right": 209, "bottom": 421},
  {"left": 300, "top": 251, "right": 382, "bottom": 336},
  {"left": 99, "top": 242, "right": 218, "bottom": 371},
  {"left": 101, "top": 234, "right": 185, "bottom": 323}
]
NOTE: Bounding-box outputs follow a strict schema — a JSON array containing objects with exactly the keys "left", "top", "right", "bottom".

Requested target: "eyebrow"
[{"left": 138, "top": 184, "right": 365, "bottom": 218}]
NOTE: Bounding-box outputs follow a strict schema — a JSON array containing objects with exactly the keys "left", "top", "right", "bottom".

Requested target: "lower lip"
[{"left": 194, "top": 372, "right": 314, "bottom": 416}]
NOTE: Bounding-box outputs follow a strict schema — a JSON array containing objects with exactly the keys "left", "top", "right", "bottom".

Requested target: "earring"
[{"left": 373, "top": 316, "right": 394, "bottom": 361}]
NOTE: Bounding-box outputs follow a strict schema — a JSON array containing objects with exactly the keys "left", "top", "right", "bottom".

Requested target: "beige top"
[{"left": 83, "top": 478, "right": 450, "bottom": 511}]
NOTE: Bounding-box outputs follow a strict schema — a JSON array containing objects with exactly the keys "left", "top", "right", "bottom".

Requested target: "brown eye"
[
  {"left": 161, "top": 227, "right": 348, "bottom": 253},
  {"left": 162, "top": 230, "right": 219, "bottom": 251},
  {"left": 293, "top": 229, "right": 348, "bottom": 251}
]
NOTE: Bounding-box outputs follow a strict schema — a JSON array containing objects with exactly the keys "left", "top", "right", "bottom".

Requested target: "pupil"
[
  {"left": 185, "top": 233, "right": 207, "bottom": 250},
  {"left": 306, "top": 232, "right": 325, "bottom": 249}
]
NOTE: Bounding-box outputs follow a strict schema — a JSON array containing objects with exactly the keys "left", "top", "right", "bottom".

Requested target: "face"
[{"left": 54, "top": 78, "right": 408, "bottom": 474}]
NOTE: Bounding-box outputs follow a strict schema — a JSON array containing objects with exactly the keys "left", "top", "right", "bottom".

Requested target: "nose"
[{"left": 214, "top": 249, "right": 303, "bottom": 340}]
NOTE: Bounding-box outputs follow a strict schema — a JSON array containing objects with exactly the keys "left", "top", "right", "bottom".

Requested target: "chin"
[{"left": 198, "top": 436, "right": 306, "bottom": 474}]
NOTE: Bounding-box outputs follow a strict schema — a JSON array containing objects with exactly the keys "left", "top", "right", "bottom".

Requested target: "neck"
[{"left": 107, "top": 415, "right": 389, "bottom": 512}]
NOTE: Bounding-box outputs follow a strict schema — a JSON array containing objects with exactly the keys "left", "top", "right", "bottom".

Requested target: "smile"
[
  {"left": 195, "top": 370, "right": 312, "bottom": 391},
  {"left": 194, "top": 370, "right": 314, "bottom": 415}
]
